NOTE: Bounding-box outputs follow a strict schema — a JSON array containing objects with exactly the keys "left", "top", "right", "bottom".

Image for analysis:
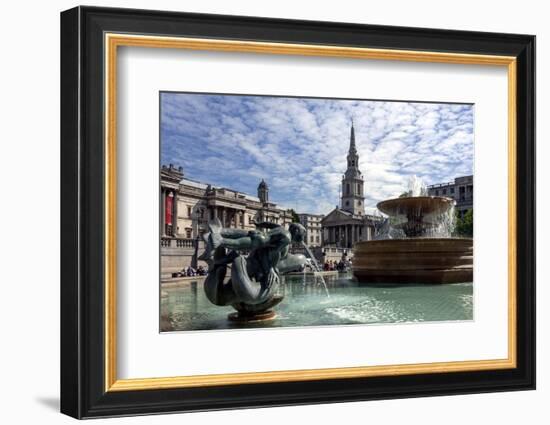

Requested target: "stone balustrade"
[{"left": 160, "top": 237, "right": 200, "bottom": 249}]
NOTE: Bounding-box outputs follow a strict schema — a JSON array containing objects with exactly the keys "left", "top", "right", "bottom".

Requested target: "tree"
[
  {"left": 455, "top": 209, "right": 473, "bottom": 237},
  {"left": 288, "top": 209, "right": 300, "bottom": 223}
]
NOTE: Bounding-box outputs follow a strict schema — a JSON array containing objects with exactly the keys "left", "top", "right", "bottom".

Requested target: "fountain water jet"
[
  {"left": 353, "top": 176, "right": 473, "bottom": 284},
  {"left": 300, "top": 241, "right": 330, "bottom": 298}
]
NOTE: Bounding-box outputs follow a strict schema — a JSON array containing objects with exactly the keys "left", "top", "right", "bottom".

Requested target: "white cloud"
[{"left": 161, "top": 94, "right": 473, "bottom": 215}]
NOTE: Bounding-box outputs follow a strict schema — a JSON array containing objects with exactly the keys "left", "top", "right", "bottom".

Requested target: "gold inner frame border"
[{"left": 104, "top": 33, "right": 517, "bottom": 392}]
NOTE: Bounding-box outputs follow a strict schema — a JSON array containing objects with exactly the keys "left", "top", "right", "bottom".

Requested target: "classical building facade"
[
  {"left": 160, "top": 164, "right": 294, "bottom": 275},
  {"left": 298, "top": 213, "right": 324, "bottom": 247},
  {"left": 427, "top": 175, "right": 473, "bottom": 217},
  {"left": 161, "top": 165, "right": 294, "bottom": 239},
  {"left": 321, "top": 123, "right": 380, "bottom": 249}
]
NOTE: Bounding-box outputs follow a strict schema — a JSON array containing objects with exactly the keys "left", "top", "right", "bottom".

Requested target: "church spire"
[
  {"left": 341, "top": 120, "right": 365, "bottom": 216},
  {"left": 346, "top": 120, "right": 359, "bottom": 170},
  {"left": 349, "top": 119, "right": 357, "bottom": 154}
]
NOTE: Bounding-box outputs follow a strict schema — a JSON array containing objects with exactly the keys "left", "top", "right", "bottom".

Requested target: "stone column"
[
  {"left": 222, "top": 207, "right": 227, "bottom": 228},
  {"left": 172, "top": 190, "right": 178, "bottom": 237},
  {"left": 342, "top": 225, "right": 346, "bottom": 248},
  {"left": 160, "top": 188, "right": 166, "bottom": 237}
]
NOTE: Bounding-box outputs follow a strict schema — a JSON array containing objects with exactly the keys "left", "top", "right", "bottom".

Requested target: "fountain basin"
[
  {"left": 353, "top": 238, "right": 473, "bottom": 284},
  {"left": 161, "top": 273, "right": 473, "bottom": 331},
  {"left": 377, "top": 196, "right": 456, "bottom": 238},
  {"left": 377, "top": 196, "right": 455, "bottom": 216}
]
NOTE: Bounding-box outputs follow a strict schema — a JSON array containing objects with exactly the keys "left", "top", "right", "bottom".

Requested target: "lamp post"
[{"left": 191, "top": 234, "right": 201, "bottom": 269}]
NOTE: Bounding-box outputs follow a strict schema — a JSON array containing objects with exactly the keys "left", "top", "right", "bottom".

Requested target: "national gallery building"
[
  {"left": 161, "top": 165, "right": 294, "bottom": 241},
  {"left": 160, "top": 165, "right": 296, "bottom": 275}
]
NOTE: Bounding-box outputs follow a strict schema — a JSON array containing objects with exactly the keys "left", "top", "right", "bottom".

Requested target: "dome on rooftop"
[{"left": 258, "top": 179, "right": 268, "bottom": 189}]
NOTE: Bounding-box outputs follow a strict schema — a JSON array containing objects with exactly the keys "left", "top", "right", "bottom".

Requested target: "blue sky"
[{"left": 161, "top": 92, "right": 473, "bottom": 215}]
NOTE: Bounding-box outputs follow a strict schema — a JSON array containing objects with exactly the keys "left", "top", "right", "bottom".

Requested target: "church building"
[{"left": 321, "top": 122, "right": 380, "bottom": 249}]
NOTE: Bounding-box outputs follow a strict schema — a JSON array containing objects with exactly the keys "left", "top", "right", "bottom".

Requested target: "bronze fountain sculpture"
[{"left": 199, "top": 218, "right": 308, "bottom": 322}]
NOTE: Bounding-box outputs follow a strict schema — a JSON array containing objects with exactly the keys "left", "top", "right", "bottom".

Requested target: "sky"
[{"left": 160, "top": 92, "right": 474, "bottom": 215}]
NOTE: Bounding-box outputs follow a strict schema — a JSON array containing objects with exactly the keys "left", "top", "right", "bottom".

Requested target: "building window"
[
  {"left": 346, "top": 183, "right": 350, "bottom": 195},
  {"left": 185, "top": 228, "right": 192, "bottom": 239},
  {"left": 435, "top": 190, "right": 439, "bottom": 196},
  {"left": 345, "top": 200, "right": 350, "bottom": 206},
  {"left": 316, "top": 236, "right": 320, "bottom": 243},
  {"left": 450, "top": 188, "right": 455, "bottom": 194},
  {"left": 358, "top": 200, "right": 361, "bottom": 205},
  {"left": 187, "top": 206, "right": 192, "bottom": 217},
  {"left": 459, "top": 186, "right": 466, "bottom": 201},
  {"left": 442, "top": 189, "right": 447, "bottom": 195}
]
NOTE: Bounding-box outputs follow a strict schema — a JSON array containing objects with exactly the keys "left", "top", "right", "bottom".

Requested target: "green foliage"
[
  {"left": 289, "top": 209, "right": 300, "bottom": 223},
  {"left": 455, "top": 209, "right": 473, "bottom": 237}
]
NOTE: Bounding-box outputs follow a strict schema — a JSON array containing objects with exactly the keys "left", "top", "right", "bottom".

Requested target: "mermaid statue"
[{"left": 198, "top": 218, "right": 308, "bottom": 322}]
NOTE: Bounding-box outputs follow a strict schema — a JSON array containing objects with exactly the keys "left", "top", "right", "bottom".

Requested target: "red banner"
[{"left": 165, "top": 195, "right": 173, "bottom": 225}]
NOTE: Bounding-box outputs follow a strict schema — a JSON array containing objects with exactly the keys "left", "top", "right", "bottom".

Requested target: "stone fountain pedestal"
[
  {"left": 353, "top": 238, "right": 473, "bottom": 284},
  {"left": 227, "top": 295, "right": 284, "bottom": 323},
  {"left": 353, "top": 194, "right": 473, "bottom": 284}
]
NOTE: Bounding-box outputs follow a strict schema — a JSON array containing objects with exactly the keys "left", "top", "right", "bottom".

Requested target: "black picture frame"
[{"left": 61, "top": 5, "right": 535, "bottom": 419}]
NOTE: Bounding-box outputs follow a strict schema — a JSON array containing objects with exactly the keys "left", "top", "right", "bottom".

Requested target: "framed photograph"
[{"left": 60, "top": 6, "right": 535, "bottom": 419}]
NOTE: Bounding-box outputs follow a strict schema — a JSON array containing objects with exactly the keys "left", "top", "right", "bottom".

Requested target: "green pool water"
[{"left": 160, "top": 273, "right": 473, "bottom": 332}]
